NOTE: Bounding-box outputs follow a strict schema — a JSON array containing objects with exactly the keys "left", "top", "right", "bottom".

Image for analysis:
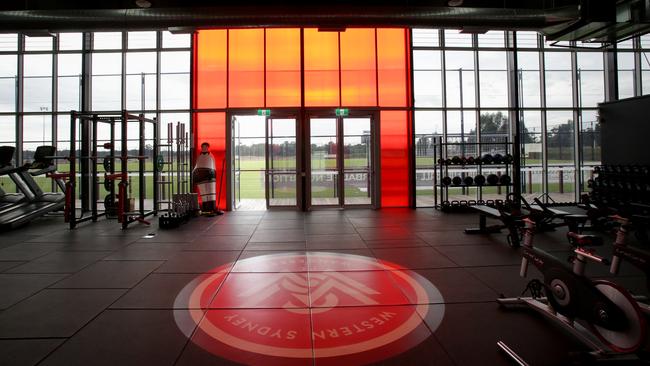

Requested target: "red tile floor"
[{"left": 0, "top": 209, "right": 648, "bottom": 365}]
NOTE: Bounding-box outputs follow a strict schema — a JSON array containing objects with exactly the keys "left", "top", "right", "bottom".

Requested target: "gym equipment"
[
  {"left": 493, "top": 153, "right": 503, "bottom": 164},
  {"left": 0, "top": 146, "right": 67, "bottom": 230},
  {"left": 502, "top": 154, "right": 513, "bottom": 164},
  {"left": 486, "top": 174, "right": 499, "bottom": 185},
  {"left": 608, "top": 214, "right": 650, "bottom": 314},
  {"left": 499, "top": 174, "right": 511, "bottom": 185},
  {"left": 497, "top": 341, "right": 529, "bottom": 366},
  {"left": 463, "top": 176, "right": 473, "bottom": 186},
  {"left": 498, "top": 218, "right": 647, "bottom": 357},
  {"left": 66, "top": 111, "right": 159, "bottom": 230},
  {"left": 474, "top": 174, "right": 486, "bottom": 186},
  {"left": 442, "top": 176, "right": 452, "bottom": 186},
  {"left": 482, "top": 153, "right": 493, "bottom": 164},
  {"left": 451, "top": 156, "right": 462, "bottom": 165},
  {"left": 452, "top": 176, "right": 462, "bottom": 186},
  {"left": 465, "top": 201, "right": 525, "bottom": 247},
  {"left": 466, "top": 156, "right": 475, "bottom": 165}
]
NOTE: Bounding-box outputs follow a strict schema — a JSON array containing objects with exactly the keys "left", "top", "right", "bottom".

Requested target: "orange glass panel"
[
  {"left": 380, "top": 110, "right": 410, "bottom": 207},
  {"left": 228, "top": 29, "right": 264, "bottom": 108},
  {"left": 195, "top": 30, "right": 227, "bottom": 109},
  {"left": 340, "top": 28, "right": 377, "bottom": 107},
  {"left": 304, "top": 28, "right": 340, "bottom": 107},
  {"left": 266, "top": 28, "right": 301, "bottom": 107},
  {"left": 377, "top": 29, "right": 408, "bottom": 107},
  {"left": 194, "top": 112, "right": 227, "bottom": 210}
]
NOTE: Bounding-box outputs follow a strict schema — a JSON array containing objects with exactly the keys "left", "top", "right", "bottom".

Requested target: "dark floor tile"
[
  {"left": 39, "top": 310, "right": 195, "bottom": 366},
  {"left": 417, "top": 231, "right": 504, "bottom": 246},
  {"left": 392, "top": 268, "right": 497, "bottom": 304},
  {"left": 421, "top": 303, "right": 586, "bottom": 366},
  {"left": 306, "top": 234, "right": 366, "bottom": 249},
  {"left": 244, "top": 241, "right": 307, "bottom": 251},
  {"left": 134, "top": 231, "right": 197, "bottom": 243},
  {"left": 0, "top": 339, "right": 64, "bottom": 366},
  {"left": 211, "top": 272, "right": 310, "bottom": 308},
  {"left": 371, "top": 247, "right": 457, "bottom": 270},
  {"left": 111, "top": 273, "right": 206, "bottom": 309},
  {"left": 263, "top": 211, "right": 306, "bottom": 220},
  {"left": 348, "top": 217, "right": 404, "bottom": 228},
  {"left": 363, "top": 238, "right": 428, "bottom": 248},
  {"left": 435, "top": 245, "right": 522, "bottom": 267},
  {"left": 0, "top": 289, "right": 124, "bottom": 338},
  {"left": 304, "top": 223, "right": 357, "bottom": 235},
  {"left": 465, "top": 265, "right": 542, "bottom": 298},
  {"left": 356, "top": 227, "right": 420, "bottom": 241},
  {"left": 155, "top": 251, "right": 240, "bottom": 273},
  {"left": 176, "top": 308, "right": 312, "bottom": 366},
  {"left": 187, "top": 235, "right": 249, "bottom": 251},
  {"left": 233, "top": 251, "right": 307, "bottom": 272},
  {"left": 257, "top": 219, "right": 304, "bottom": 230},
  {"left": 204, "top": 224, "right": 257, "bottom": 236},
  {"left": 51, "top": 260, "right": 163, "bottom": 289},
  {"left": 104, "top": 242, "right": 188, "bottom": 260},
  {"left": 0, "top": 273, "right": 68, "bottom": 309},
  {"left": 0, "top": 243, "right": 64, "bottom": 261},
  {"left": 217, "top": 215, "right": 263, "bottom": 225},
  {"left": 249, "top": 229, "right": 305, "bottom": 243},
  {"left": 0, "top": 261, "right": 25, "bottom": 272},
  {"left": 6, "top": 251, "right": 111, "bottom": 274}
]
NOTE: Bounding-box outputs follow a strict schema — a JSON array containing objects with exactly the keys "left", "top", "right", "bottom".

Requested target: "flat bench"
[{"left": 465, "top": 205, "right": 507, "bottom": 234}]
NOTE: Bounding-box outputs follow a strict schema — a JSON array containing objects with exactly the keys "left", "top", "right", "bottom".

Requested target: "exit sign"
[
  {"left": 335, "top": 108, "right": 349, "bottom": 116},
  {"left": 257, "top": 109, "right": 271, "bottom": 116}
]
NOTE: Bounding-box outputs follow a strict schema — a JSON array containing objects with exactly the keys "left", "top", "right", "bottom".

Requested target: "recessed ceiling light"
[
  {"left": 135, "top": 0, "right": 152, "bottom": 8},
  {"left": 448, "top": 0, "right": 464, "bottom": 6}
]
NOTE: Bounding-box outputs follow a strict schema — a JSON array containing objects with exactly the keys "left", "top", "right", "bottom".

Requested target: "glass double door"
[
  {"left": 307, "top": 115, "right": 374, "bottom": 208},
  {"left": 231, "top": 114, "right": 298, "bottom": 211},
  {"left": 230, "top": 112, "right": 374, "bottom": 210}
]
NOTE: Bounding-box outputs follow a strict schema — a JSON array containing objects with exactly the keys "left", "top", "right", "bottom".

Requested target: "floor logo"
[{"left": 174, "top": 252, "right": 445, "bottom": 364}]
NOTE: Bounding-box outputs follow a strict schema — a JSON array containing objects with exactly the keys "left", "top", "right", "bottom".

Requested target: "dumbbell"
[
  {"left": 446, "top": 158, "right": 453, "bottom": 165},
  {"left": 502, "top": 154, "right": 513, "bottom": 164},
  {"left": 482, "top": 154, "right": 493, "bottom": 164},
  {"left": 474, "top": 174, "right": 486, "bottom": 186},
  {"left": 593, "top": 166, "right": 601, "bottom": 174},
  {"left": 493, "top": 153, "right": 503, "bottom": 164},
  {"left": 463, "top": 176, "right": 474, "bottom": 186},
  {"left": 103, "top": 157, "right": 113, "bottom": 171},
  {"left": 487, "top": 174, "right": 499, "bottom": 185},
  {"left": 437, "top": 158, "right": 445, "bottom": 165},
  {"left": 442, "top": 176, "right": 452, "bottom": 186},
  {"left": 451, "top": 156, "right": 462, "bottom": 165},
  {"left": 466, "top": 156, "right": 476, "bottom": 165},
  {"left": 499, "top": 174, "right": 511, "bottom": 185},
  {"left": 452, "top": 176, "right": 462, "bottom": 186}
]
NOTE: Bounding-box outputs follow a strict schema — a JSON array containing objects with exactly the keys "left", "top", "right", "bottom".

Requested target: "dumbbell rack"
[
  {"left": 589, "top": 165, "right": 650, "bottom": 210},
  {"left": 433, "top": 138, "right": 514, "bottom": 211}
]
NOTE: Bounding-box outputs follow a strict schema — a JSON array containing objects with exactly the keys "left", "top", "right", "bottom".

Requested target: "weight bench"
[{"left": 465, "top": 204, "right": 524, "bottom": 247}]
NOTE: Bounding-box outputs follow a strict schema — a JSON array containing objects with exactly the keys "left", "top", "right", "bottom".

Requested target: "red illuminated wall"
[
  {"left": 193, "top": 28, "right": 412, "bottom": 208},
  {"left": 193, "top": 112, "right": 227, "bottom": 210}
]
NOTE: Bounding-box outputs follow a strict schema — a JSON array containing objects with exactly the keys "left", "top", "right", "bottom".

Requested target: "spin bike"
[
  {"left": 498, "top": 218, "right": 647, "bottom": 359},
  {"left": 608, "top": 215, "right": 650, "bottom": 315}
]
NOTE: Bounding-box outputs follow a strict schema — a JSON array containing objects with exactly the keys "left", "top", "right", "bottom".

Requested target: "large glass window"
[
  {"left": 92, "top": 52, "right": 122, "bottom": 110},
  {"left": 23, "top": 54, "right": 53, "bottom": 112},
  {"left": 0, "top": 55, "right": 17, "bottom": 112},
  {"left": 412, "top": 29, "right": 642, "bottom": 206}
]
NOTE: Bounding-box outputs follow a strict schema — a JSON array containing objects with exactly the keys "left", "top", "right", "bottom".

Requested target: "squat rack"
[{"left": 66, "top": 110, "right": 159, "bottom": 229}]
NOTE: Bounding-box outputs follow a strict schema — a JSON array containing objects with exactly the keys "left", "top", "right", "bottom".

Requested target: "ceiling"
[
  {"left": 0, "top": 0, "right": 581, "bottom": 11},
  {"left": 1, "top": 0, "right": 647, "bottom": 44}
]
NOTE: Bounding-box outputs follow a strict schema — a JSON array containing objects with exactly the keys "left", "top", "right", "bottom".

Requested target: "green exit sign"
[
  {"left": 257, "top": 109, "right": 271, "bottom": 116},
  {"left": 335, "top": 108, "right": 349, "bottom": 116}
]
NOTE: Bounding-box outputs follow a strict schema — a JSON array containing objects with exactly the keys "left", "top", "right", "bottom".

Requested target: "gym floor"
[{"left": 0, "top": 209, "right": 647, "bottom": 366}]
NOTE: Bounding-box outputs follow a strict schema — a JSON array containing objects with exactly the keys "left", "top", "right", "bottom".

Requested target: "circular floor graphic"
[{"left": 174, "top": 252, "right": 445, "bottom": 365}]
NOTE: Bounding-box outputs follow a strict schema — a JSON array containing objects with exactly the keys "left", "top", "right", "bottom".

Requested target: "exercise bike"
[
  {"left": 608, "top": 214, "right": 650, "bottom": 315},
  {"left": 498, "top": 218, "right": 647, "bottom": 360}
]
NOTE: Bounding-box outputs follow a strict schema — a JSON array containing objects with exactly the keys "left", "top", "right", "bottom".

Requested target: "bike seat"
[
  {"left": 563, "top": 214, "right": 589, "bottom": 223},
  {"left": 567, "top": 232, "right": 603, "bottom": 247}
]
